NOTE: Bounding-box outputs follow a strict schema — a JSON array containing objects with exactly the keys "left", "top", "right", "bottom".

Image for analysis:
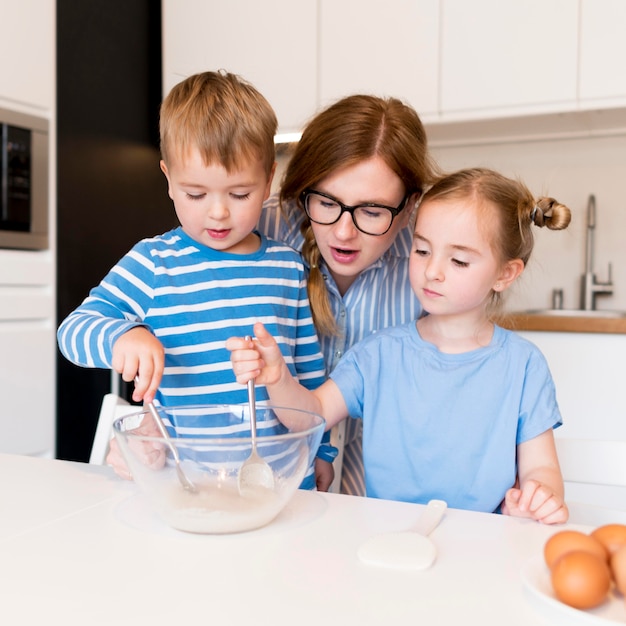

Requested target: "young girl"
[{"left": 229, "top": 167, "right": 571, "bottom": 524}]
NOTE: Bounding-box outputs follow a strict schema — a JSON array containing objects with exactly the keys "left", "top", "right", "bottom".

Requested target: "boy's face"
[{"left": 160, "top": 148, "right": 275, "bottom": 254}]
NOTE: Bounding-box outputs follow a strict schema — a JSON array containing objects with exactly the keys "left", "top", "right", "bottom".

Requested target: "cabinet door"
[
  {"left": 579, "top": 0, "right": 626, "bottom": 104},
  {"left": 0, "top": 1, "right": 54, "bottom": 110},
  {"left": 440, "top": 0, "right": 578, "bottom": 118},
  {"left": 518, "top": 331, "right": 626, "bottom": 441},
  {"left": 0, "top": 322, "right": 55, "bottom": 456},
  {"left": 162, "top": 0, "right": 318, "bottom": 134},
  {"left": 319, "top": 0, "right": 439, "bottom": 119}
]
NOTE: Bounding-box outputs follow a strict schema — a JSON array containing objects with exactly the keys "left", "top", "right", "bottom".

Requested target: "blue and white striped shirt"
[{"left": 57, "top": 227, "right": 328, "bottom": 486}]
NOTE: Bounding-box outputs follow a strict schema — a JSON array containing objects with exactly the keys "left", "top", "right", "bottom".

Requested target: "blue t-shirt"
[{"left": 329, "top": 322, "right": 562, "bottom": 512}]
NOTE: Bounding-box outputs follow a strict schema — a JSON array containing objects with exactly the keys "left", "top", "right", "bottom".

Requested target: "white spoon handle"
[{"left": 412, "top": 499, "right": 447, "bottom": 536}]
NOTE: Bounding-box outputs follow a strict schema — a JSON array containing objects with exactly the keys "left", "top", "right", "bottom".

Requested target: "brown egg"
[
  {"left": 591, "top": 524, "right": 626, "bottom": 556},
  {"left": 610, "top": 543, "right": 626, "bottom": 593},
  {"left": 551, "top": 551, "right": 612, "bottom": 609},
  {"left": 544, "top": 530, "right": 608, "bottom": 570}
]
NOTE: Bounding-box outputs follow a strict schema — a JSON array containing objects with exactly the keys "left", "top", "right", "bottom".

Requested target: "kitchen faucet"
[{"left": 580, "top": 194, "right": 613, "bottom": 310}]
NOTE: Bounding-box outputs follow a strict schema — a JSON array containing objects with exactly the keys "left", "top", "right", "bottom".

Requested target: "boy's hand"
[
  {"left": 502, "top": 480, "right": 569, "bottom": 524},
  {"left": 111, "top": 327, "right": 164, "bottom": 402},
  {"left": 226, "top": 321, "right": 285, "bottom": 385},
  {"left": 106, "top": 418, "right": 165, "bottom": 480}
]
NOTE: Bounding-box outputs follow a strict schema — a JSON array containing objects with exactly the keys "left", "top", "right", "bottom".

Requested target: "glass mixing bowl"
[{"left": 112, "top": 404, "right": 325, "bottom": 534}]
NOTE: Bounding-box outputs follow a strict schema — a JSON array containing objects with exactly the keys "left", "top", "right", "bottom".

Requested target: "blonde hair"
[
  {"left": 280, "top": 95, "right": 439, "bottom": 336},
  {"left": 159, "top": 70, "right": 277, "bottom": 176},
  {"left": 420, "top": 167, "right": 572, "bottom": 314}
]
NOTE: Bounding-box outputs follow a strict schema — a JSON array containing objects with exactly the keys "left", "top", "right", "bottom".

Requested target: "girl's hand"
[
  {"left": 226, "top": 321, "right": 286, "bottom": 386},
  {"left": 111, "top": 327, "right": 164, "bottom": 403},
  {"left": 502, "top": 480, "right": 569, "bottom": 524}
]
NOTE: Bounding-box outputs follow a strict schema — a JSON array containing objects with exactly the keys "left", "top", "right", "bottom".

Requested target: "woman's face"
[{"left": 309, "top": 156, "right": 413, "bottom": 294}]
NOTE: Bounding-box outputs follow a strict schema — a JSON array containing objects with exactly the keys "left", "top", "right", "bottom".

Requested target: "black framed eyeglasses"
[{"left": 300, "top": 189, "right": 411, "bottom": 236}]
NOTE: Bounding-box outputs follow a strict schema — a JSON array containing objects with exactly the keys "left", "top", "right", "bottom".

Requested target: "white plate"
[{"left": 521, "top": 556, "right": 625, "bottom": 625}]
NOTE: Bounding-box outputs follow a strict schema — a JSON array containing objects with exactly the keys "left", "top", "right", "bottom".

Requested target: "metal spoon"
[
  {"left": 237, "top": 343, "right": 275, "bottom": 493},
  {"left": 134, "top": 377, "right": 196, "bottom": 493}
]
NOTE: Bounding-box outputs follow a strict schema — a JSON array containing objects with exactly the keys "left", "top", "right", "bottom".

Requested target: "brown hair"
[
  {"left": 280, "top": 95, "right": 438, "bottom": 335},
  {"left": 159, "top": 70, "right": 277, "bottom": 176},
  {"left": 420, "top": 167, "right": 572, "bottom": 313}
]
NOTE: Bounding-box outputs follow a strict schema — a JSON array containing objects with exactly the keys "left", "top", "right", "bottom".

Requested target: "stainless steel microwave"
[{"left": 0, "top": 107, "right": 49, "bottom": 250}]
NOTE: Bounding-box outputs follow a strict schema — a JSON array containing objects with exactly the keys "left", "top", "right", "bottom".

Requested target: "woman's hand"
[
  {"left": 226, "top": 321, "right": 286, "bottom": 386},
  {"left": 314, "top": 458, "right": 335, "bottom": 492},
  {"left": 111, "top": 327, "right": 164, "bottom": 403},
  {"left": 501, "top": 480, "right": 569, "bottom": 524}
]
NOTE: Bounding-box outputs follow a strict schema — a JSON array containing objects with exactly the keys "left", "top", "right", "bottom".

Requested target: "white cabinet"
[
  {"left": 439, "top": 0, "right": 578, "bottom": 119},
  {"left": 519, "top": 330, "right": 626, "bottom": 512},
  {"left": 163, "top": 1, "right": 626, "bottom": 133},
  {"left": 318, "top": 0, "right": 439, "bottom": 119},
  {"left": 518, "top": 331, "right": 626, "bottom": 441},
  {"left": 579, "top": 0, "right": 626, "bottom": 106},
  {"left": 0, "top": 322, "right": 55, "bottom": 456},
  {"left": 162, "top": 0, "right": 439, "bottom": 134},
  {"left": 0, "top": 0, "right": 55, "bottom": 110},
  {"left": 0, "top": 251, "right": 55, "bottom": 456},
  {"left": 161, "top": 0, "right": 318, "bottom": 134}
]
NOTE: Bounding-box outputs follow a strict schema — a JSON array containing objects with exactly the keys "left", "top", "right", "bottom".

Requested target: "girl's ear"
[{"left": 493, "top": 258, "right": 525, "bottom": 292}]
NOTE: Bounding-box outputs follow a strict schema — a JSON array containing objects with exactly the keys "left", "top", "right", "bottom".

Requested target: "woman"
[{"left": 258, "top": 94, "right": 439, "bottom": 494}]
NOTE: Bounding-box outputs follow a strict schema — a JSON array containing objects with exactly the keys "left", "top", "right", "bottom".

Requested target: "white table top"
[{"left": 0, "top": 453, "right": 608, "bottom": 625}]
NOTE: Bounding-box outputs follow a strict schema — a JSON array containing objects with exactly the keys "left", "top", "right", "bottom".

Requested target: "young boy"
[{"left": 57, "top": 70, "right": 334, "bottom": 488}]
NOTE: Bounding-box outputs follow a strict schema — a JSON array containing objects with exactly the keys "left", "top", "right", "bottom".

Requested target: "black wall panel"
[{"left": 56, "top": 1, "right": 176, "bottom": 460}]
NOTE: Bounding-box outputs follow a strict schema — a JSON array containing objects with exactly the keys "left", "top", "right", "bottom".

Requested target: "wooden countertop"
[{"left": 497, "top": 311, "right": 626, "bottom": 334}]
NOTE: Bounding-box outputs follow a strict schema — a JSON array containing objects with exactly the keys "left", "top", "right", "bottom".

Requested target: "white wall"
[
  {"left": 431, "top": 133, "right": 626, "bottom": 313},
  {"left": 275, "top": 131, "right": 626, "bottom": 314}
]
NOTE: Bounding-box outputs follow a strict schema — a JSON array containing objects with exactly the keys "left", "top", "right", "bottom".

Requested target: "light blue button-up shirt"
[{"left": 258, "top": 194, "right": 422, "bottom": 450}]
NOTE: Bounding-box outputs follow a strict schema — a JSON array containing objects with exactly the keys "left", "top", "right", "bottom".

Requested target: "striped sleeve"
[{"left": 57, "top": 240, "right": 158, "bottom": 368}]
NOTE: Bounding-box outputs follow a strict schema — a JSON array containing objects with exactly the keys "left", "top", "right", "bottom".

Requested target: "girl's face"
[
  {"left": 410, "top": 197, "right": 519, "bottom": 318},
  {"left": 161, "top": 147, "right": 274, "bottom": 254},
  {"left": 309, "top": 156, "right": 414, "bottom": 294}
]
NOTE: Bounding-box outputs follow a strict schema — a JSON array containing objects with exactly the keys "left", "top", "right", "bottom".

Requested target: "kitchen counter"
[
  {"left": 0, "top": 453, "right": 607, "bottom": 626},
  {"left": 497, "top": 311, "right": 626, "bottom": 334}
]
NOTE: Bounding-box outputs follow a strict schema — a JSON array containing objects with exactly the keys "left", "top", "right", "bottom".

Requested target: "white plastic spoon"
[{"left": 357, "top": 499, "right": 447, "bottom": 570}]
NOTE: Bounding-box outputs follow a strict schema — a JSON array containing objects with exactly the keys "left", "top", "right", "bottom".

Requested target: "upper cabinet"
[
  {"left": 161, "top": 0, "right": 317, "bottom": 135},
  {"left": 579, "top": 0, "right": 626, "bottom": 106},
  {"left": 0, "top": 1, "right": 55, "bottom": 111},
  {"left": 439, "top": 0, "right": 578, "bottom": 120},
  {"left": 163, "top": 1, "right": 626, "bottom": 135},
  {"left": 318, "top": 0, "right": 439, "bottom": 120}
]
